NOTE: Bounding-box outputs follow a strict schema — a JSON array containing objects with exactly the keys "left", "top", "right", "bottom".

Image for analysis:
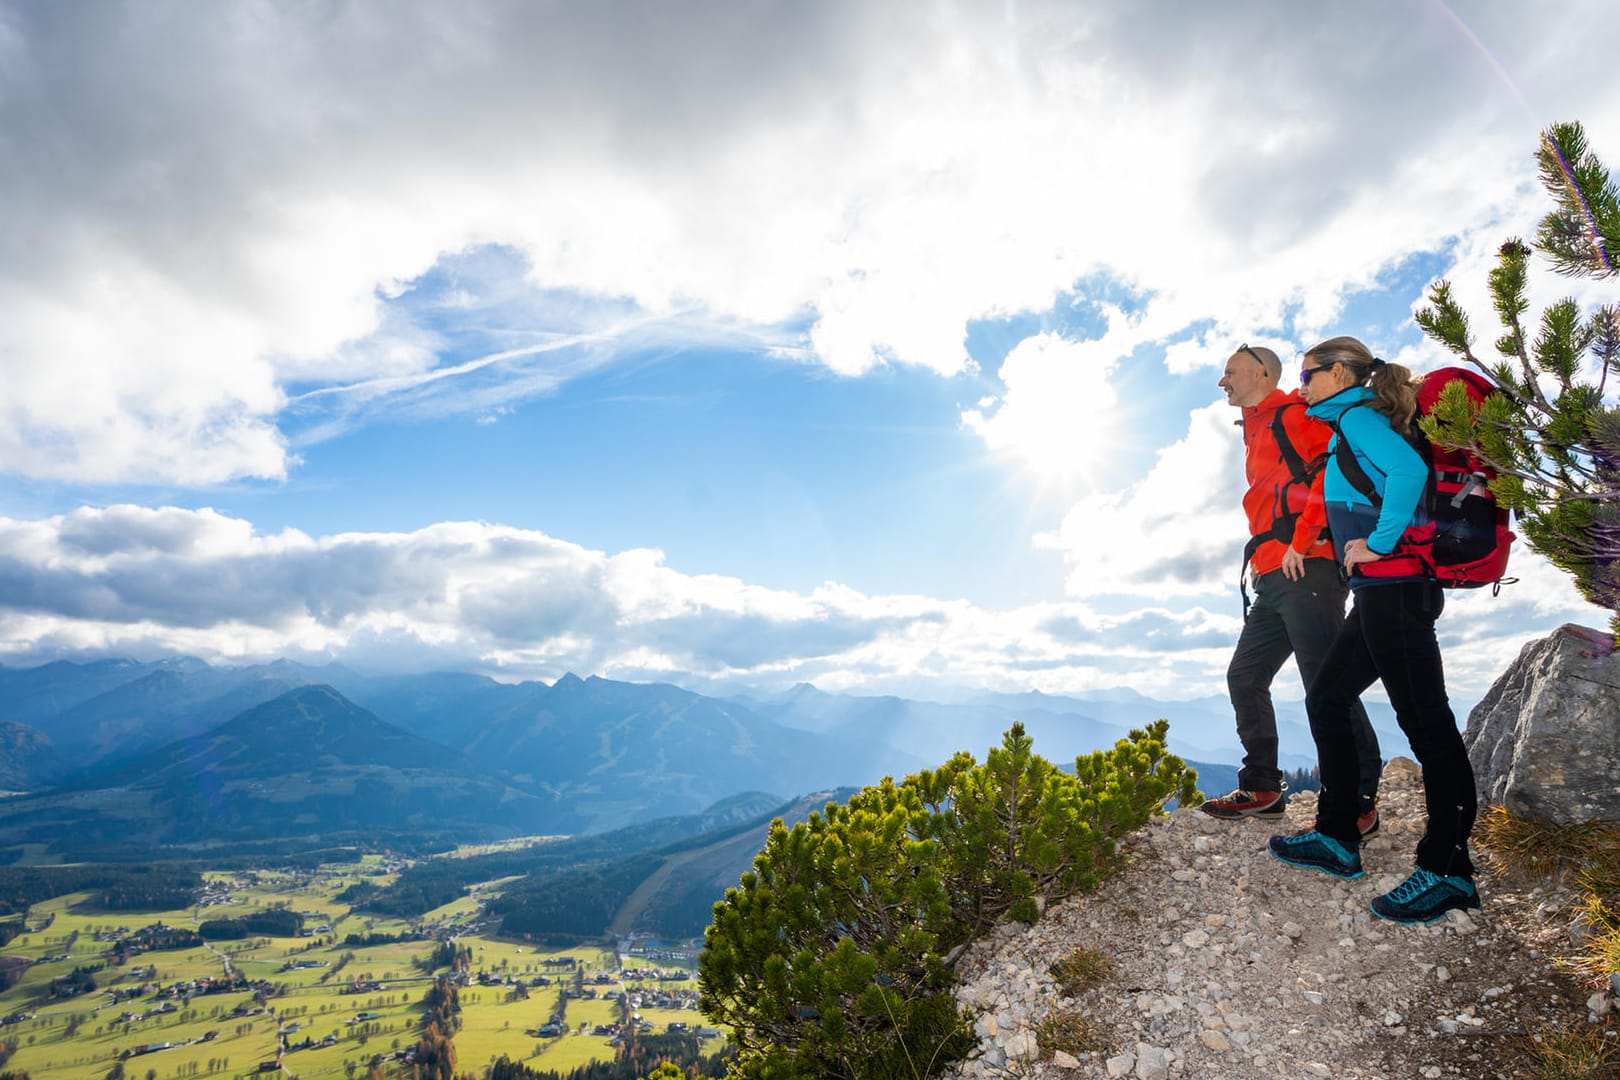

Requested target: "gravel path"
[{"left": 941, "top": 758, "right": 1614, "bottom": 1079}]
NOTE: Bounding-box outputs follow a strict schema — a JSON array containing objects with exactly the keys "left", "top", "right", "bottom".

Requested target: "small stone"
[
  {"left": 1105, "top": 1054, "right": 1135, "bottom": 1079},
  {"left": 1588, "top": 991, "right": 1611, "bottom": 1018},
  {"left": 1198, "top": 1030, "right": 1230, "bottom": 1051},
  {"left": 1052, "top": 1049, "right": 1080, "bottom": 1069},
  {"left": 1281, "top": 921, "right": 1304, "bottom": 940},
  {"left": 1435, "top": 966, "right": 1451, "bottom": 982},
  {"left": 1305, "top": 1065, "right": 1333, "bottom": 1079},
  {"left": 1134, "top": 1043, "right": 1171, "bottom": 1080},
  {"left": 1382, "top": 1010, "right": 1404, "bottom": 1027},
  {"left": 1300, "top": 989, "right": 1324, "bottom": 1006},
  {"left": 1182, "top": 929, "right": 1210, "bottom": 948}
]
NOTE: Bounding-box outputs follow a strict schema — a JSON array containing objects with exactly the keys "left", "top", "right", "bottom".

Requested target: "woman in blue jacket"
[{"left": 1267, "top": 335, "right": 1480, "bottom": 925}]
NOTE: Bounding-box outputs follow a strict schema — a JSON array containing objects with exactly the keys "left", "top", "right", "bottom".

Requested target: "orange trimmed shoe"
[
  {"left": 1200, "top": 788, "right": 1285, "bottom": 819},
  {"left": 1357, "top": 807, "right": 1381, "bottom": 839}
]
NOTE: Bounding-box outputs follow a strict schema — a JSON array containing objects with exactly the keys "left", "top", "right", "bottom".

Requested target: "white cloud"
[
  {"left": 0, "top": 505, "right": 1263, "bottom": 698},
  {"left": 960, "top": 328, "right": 1125, "bottom": 486},
  {"left": 2, "top": 505, "right": 1605, "bottom": 712},
  {"left": 3, "top": 2, "right": 1617, "bottom": 484}
]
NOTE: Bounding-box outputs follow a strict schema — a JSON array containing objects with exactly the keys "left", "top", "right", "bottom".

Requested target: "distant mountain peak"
[{"left": 553, "top": 672, "right": 585, "bottom": 689}]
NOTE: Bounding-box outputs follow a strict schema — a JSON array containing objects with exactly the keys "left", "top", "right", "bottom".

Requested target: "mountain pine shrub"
[
  {"left": 1415, "top": 120, "right": 1620, "bottom": 640},
  {"left": 698, "top": 721, "right": 1197, "bottom": 1079}
]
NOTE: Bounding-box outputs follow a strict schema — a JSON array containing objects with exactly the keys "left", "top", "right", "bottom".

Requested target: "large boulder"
[{"left": 1463, "top": 623, "right": 1620, "bottom": 823}]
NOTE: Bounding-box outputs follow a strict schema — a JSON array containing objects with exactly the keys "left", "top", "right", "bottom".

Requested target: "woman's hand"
[
  {"left": 1342, "top": 538, "right": 1383, "bottom": 575},
  {"left": 1280, "top": 546, "right": 1306, "bottom": 581}
]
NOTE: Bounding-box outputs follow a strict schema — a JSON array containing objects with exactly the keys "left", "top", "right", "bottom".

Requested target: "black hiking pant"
[
  {"left": 1307, "top": 580, "right": 1476, "bottom": 878},
  {"left": 1228, "top": 559, "right": 1381, "bottom": 797}
]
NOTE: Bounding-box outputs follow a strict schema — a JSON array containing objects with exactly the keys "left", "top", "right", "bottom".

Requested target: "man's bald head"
[{"left": 1220, "top": 344, "right": 1281, "bottom": 408}]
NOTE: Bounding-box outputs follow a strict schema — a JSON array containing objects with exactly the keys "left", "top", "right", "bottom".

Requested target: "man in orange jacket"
[{"left": 1204, "top": 343, "right": 1381, "bottom": 835}]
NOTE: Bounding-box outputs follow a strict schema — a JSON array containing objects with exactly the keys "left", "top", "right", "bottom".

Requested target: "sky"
[{"left": 1, "top": 0, "right": 1617, "bottom": 717}]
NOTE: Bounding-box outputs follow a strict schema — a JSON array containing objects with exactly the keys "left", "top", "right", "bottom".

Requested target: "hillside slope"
[{"left": 942, "top": 759, "right": 1605, "bottom": 1079}]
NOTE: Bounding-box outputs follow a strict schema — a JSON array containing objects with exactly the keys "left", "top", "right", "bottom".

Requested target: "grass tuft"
[
  {"left": 1034, "top": 1010, "right": 1102, "bottom": 1060},
  {"left": 1476, "top": 806, "right": 1620, "bottom": 988},
  {"left": 1475, "top": 806, "right": 1620, "bottom": 883},
  {"left": 1571, "top": 893, "right": 1620, "bottom": 986},
  {"left": 1519, "top": 1028, "right": 1620, "bottom": 1080},
  {"left": 1048, "top": 945, "right": 1112, "bottom": 998}
]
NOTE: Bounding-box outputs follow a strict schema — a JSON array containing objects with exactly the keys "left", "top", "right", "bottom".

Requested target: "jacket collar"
[
  {"left": 1242, "top": 387, "right": 1302, "bottom": 418},
  {"left": 1305, "top": 384, "right": 1374, "bottom": 421}
]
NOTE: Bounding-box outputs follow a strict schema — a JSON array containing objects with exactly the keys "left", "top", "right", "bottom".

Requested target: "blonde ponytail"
[{"left": 1304, "top": 336, "right": 1418, "bottom": 432}]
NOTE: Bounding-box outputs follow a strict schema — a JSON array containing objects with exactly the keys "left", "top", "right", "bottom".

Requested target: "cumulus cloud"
[
  {"left": 962, "top": 327, "right": 1127, "bottom": 487},
  {"left": 0, "top": 505, "right": 1247, "bottom": 697},
  {"left": 4, "top": 2, "right": 1617, "bottom": 484},
  {"left": 1, "top": 505, "right": 1606, "bottom": 712}
]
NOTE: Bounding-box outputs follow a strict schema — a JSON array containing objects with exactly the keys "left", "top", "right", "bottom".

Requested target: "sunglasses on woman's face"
[{"left": 1300, "top": 361, "right": 1338, "bottom": 386}]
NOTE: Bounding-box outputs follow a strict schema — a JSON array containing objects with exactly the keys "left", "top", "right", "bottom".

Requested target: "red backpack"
[{"left": 1331, "top": 367, "right": 1516, "bottom": 590}]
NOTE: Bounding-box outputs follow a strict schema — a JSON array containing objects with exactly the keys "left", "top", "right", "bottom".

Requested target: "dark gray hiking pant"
[{"left": 1227, "top": 558, "right": 1381, "bottom": 799}]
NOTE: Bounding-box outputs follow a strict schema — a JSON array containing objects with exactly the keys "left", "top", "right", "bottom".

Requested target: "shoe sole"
[
  {"left": 1201, "top": 805, "right": 1286, "bottom": 820},
  {"left": 1359, "top": 822, "right": 1379, "bottom": 839},
  {"left": 1370, "top": 896, "right": 1480, "bottom": 924},
  {"left": 1268, "top": 846, "right": 1364, "bottom": 880}
]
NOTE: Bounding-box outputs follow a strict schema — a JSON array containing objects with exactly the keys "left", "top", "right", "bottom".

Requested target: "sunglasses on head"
[
  {"left": 1236, "top": 343, "right": 1266, "bottom": 367},
  {"left": 1300, "top": 360, "right": 1338, "bottom": 385}
]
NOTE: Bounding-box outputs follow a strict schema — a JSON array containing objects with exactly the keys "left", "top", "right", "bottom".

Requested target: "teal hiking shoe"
[
  {"left": 1267, "top": 829, "right": 1364, "bottom": 879},
  {"left": 1370, "top": 867, "right": 1481, "bottom": 924}
]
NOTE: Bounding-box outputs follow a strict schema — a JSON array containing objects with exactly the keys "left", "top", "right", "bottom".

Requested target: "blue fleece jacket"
[{"left": 1306, "top": 386, "right": 1428, "bottom": 569}]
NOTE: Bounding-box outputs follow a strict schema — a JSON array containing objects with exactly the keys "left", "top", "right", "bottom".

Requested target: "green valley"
[{"left": 0, "top": 853, "right": 726, "bottom": 1080}]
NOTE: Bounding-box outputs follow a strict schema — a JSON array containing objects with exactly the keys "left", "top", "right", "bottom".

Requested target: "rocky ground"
[{"left": 940, "top": 758, "right": 1618, "bottom": 1079}]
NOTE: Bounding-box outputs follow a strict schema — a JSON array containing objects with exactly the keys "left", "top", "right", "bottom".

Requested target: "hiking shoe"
[
  {"left": 1201, "top": 788, "right": 1284, "bottom": 819},
  {"left": 1370, "top": 867, "right": 1480, "bottom": 924},
  {"left": 1267, "top": 830, "right": 1364, "bottom": 879},
  {"left": 1357, "top": 808, "right": 1380, "bottom": 839}
]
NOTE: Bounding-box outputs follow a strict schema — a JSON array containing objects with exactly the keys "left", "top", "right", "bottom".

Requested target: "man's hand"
[
  {"left": 1342, "top": 538, "right": 1383, "bottom": 575},
  {"left": 1280, "top": 546, "right": 1306, "bottom": 581}
]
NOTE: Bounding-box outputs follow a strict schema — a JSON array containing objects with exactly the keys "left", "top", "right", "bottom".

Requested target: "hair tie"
[{"left": 1370, "top": 358, "right": 1386, "bottom": 371}]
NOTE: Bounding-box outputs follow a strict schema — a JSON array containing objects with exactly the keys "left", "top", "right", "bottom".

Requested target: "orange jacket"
[{"left": 1239, "top": 389, "right": 1332, "bottom": 576}]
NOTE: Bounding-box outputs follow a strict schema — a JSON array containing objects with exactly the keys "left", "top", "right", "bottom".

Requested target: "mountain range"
[{"left": 0, "top": 655, "right": 1385, "bottom": 862}]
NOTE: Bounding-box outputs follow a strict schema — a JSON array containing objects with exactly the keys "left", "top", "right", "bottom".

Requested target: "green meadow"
[{"left": 1, "top": 859, "right": 718, "bottom": 1080}]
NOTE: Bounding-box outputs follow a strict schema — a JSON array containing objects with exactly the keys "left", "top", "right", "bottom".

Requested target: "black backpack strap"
[
  {"left": 1328, "top": 403, "right": 1381, "bottom": 507},
  {"left": 1270, "top": 403, "right": 1326, "bottom": 486}
]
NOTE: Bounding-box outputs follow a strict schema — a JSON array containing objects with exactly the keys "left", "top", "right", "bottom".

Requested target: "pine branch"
[{"left": 1536, "top": 122, "right": 1620, "bottom": 278}]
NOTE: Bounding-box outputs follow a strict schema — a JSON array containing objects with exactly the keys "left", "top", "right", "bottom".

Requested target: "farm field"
[{"left": 0, "top": 858, "right": 719, "bottom": 1080}]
